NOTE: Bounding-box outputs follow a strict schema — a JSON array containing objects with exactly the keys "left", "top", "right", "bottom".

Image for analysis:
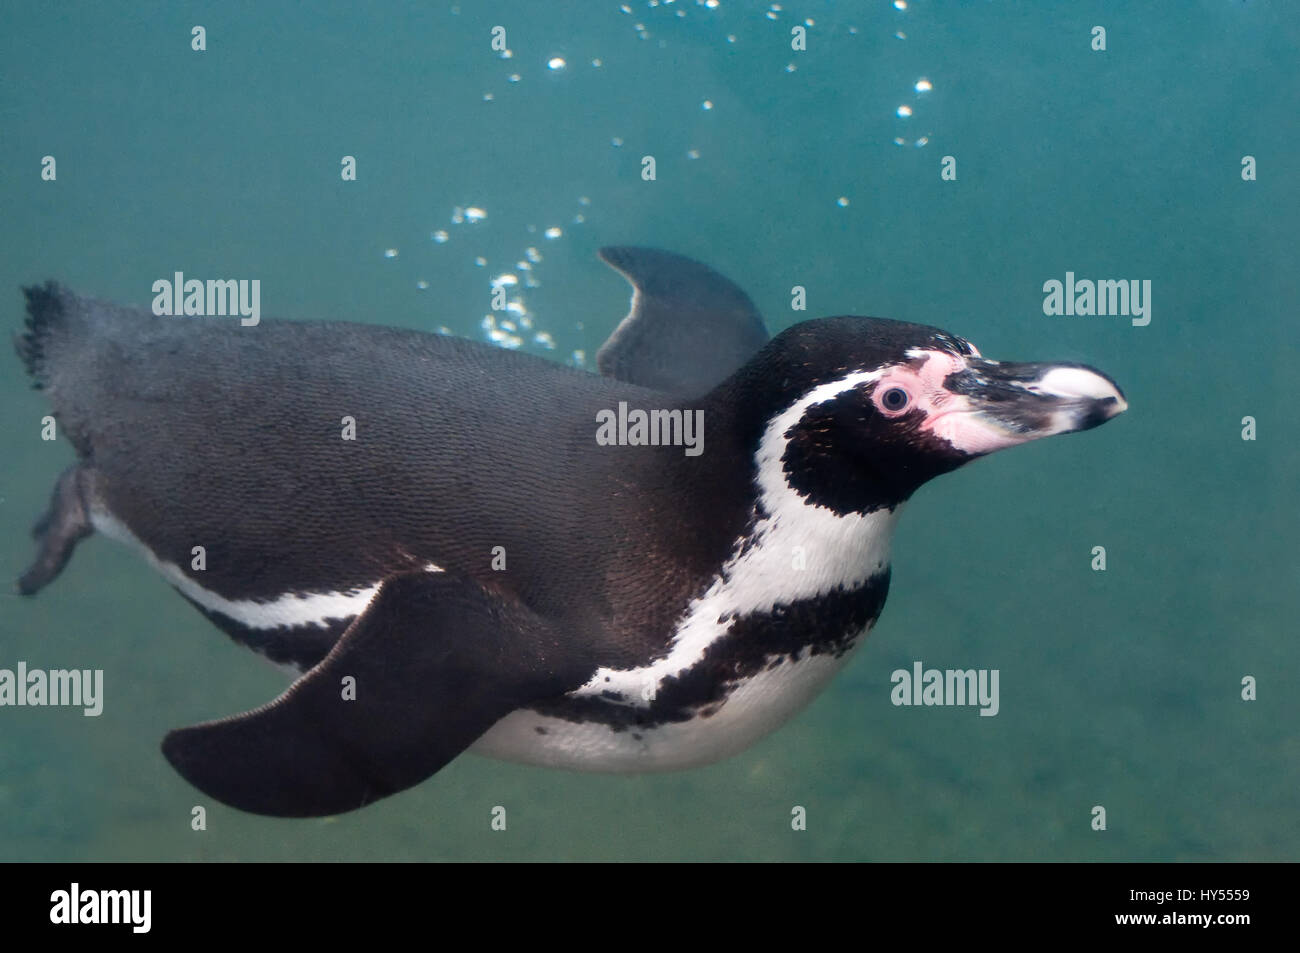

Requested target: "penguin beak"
[{"left": 927, "top": 359, "right": 1127, "bottom": 455}]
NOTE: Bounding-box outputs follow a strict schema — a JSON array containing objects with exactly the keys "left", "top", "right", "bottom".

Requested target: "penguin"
[{"left": 12, "top": 247, "right": 1126, "bottom": 817}]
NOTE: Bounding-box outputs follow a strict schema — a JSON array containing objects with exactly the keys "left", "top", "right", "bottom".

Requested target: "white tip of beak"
[{"left": 1033, "top": 367, "right": 1128, "bottom": 415}]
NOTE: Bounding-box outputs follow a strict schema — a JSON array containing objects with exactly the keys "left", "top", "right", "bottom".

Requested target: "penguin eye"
[{"left": 879, "top": 386, "right": 911, "bottom": 413}]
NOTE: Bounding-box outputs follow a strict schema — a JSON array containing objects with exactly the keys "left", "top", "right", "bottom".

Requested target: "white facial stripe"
[
  {"left": 905, "top": 339, "right": 979, "bottom": 360},
  {"left": 89, "top": 509, "right": 440, "bottom": 629},
  {"left": 576, "top": 369, "right": 898, "bottom": 703}
]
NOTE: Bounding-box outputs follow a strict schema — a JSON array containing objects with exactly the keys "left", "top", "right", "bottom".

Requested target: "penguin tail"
[
  {"left": 15, "top": 281, "right": 68, "bottom": 389},
  {"left": 13, "top": 281, "right": 122, "bottom": 458}
]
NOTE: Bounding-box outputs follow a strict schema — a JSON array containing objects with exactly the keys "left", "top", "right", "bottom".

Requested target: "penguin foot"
[{"left": 18, "top": 465, "right": 93, "bottom": 595}]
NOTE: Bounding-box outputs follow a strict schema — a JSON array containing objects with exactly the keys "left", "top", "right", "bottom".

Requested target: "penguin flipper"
[
  {"left": 596, "top": 246, "right": 768, "bottom": 395},
  {"left": 161, "top": 571, "right": 594, "bottom": 817}
]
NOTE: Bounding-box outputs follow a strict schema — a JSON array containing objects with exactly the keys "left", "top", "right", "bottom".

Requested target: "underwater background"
[{"left": 1, "top": 0, "right": 1296, "bottom": 861}]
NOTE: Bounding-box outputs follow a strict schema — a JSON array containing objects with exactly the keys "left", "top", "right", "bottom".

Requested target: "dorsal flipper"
[
  {"left": 161, "top": 571, "right": 595, "bottom": 817},
  {"left": 596, "top": 246, "right": 768, "bottom": 395}
]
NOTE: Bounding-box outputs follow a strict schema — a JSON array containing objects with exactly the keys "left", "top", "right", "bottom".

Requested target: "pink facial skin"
[{"left": 870, "top": 349, "right": 1026, "bottom": 456}]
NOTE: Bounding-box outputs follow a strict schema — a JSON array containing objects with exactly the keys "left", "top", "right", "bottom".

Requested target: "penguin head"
[{"left": 724, "top": 316, "right": 1127, "bottom": 516}]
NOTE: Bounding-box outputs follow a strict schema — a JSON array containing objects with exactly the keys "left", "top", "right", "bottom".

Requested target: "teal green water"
[{"left": 1, "top": 1, "right": 1296, "bottom": 861}]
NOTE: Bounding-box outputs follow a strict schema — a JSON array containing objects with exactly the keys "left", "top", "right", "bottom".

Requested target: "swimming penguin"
[{"left": 12, "top": 248, "right": 1126, "bottom": 817}]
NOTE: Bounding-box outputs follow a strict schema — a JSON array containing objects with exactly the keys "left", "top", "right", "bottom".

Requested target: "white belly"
[
  {"left": 471, "top": 629, "right": 868, "bottom": 772},
  {"left": 473, "top": 417, "right": 900, "bottom": 773}
]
